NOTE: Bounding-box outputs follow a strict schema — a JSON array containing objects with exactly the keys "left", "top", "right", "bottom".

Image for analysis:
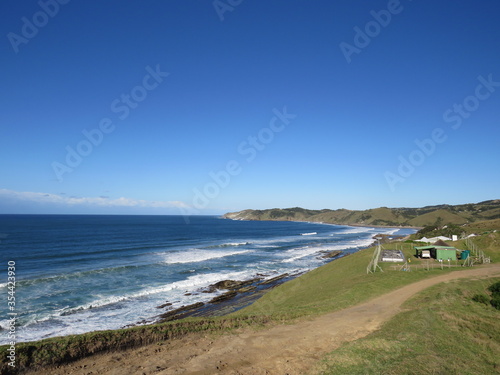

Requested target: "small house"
[{"left": 415, "top": 245, "right": 457, "bottom": 261}]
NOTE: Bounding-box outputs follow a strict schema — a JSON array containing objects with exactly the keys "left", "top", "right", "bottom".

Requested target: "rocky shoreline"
[
  {"left": 154, "top": 273, "right": 296, "bottom": 323},
  {"left": 128, "top": 233, "right": 402, "bottom": 328},
  {"left": 152, "top": 248, "right": 355, "bottom": 324},
  {"left": 126, "top": 249, "right": 348, "bottom": 327}
]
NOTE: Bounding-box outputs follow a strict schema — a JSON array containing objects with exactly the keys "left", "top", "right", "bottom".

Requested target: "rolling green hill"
[{"left": 223, "top": 199, "right": 500, "bottom": 228}]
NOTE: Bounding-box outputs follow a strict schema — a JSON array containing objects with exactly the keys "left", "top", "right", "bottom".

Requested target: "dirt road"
[{"left": 38, "top": 265, "right": 500, "bottom": 375}]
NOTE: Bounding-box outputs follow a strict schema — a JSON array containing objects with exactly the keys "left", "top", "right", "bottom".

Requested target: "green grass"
[
  {"left": 232, "top": 243, "right": 466, "bottom": 319},
  {"left": 312, "top": 277, "right": 500, "bottom": 375},
  {"left": 407, "top": 208, "right": 468, "bottom": 226},
  {"left": 448, "top": 231, "right": 500, "bottom": 263},
  {"left": 455, "top": 218, "right": 500, "bottom": 235}
]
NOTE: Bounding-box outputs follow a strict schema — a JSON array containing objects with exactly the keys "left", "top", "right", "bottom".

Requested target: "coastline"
[
  {"left": 221, "top": 215, "right": 423, "bottom": 230},
  {"left": 146, "top": 221, "right": 414, "bottom": 325},
  {"left": 138, "top": 230, "right": 396, "bottom": 327},
  {"left": 136, "top": 248, "right": 349, "bottom": 326},
  {"left": 143, "top": 220, "right": 408, "bottom": 326},
  {"left": 153, "top": 273, "right": 299, "bottom": 323},
  {"left": 12, "top": 221, "right": 411, "bottom": 347},
  {"left": 97, "top": 222, "right": 411, "bottom": 332}
]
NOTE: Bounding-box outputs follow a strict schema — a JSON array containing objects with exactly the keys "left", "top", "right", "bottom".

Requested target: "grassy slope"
[
  {"left": 313, "top": 277, "right": 500, "bottom": 375},
  {"left": 236, "top": 223, "right": 500, "bottom": 374},
  {"left": 232, "top": 243, "right": 463, "bottom": 319},
  {"left": 464, "top": 218, "right": 500, "bottom": 233},
  {"left": 233, "top": 224, "right": 498, "bottom": 318},
  {"left": 422, "top": 218, "right": 500, "bottom": 262},
  {"left": 408, "top": 208, "right": 468, "bottom": 226},
  {"left": 453, "top": 233, "right": 500, "bottom": 263}
]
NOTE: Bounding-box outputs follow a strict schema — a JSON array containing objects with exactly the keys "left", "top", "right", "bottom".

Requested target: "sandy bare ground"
[{"left": 36, "top": 265, "right": 500, "bottom": 375}]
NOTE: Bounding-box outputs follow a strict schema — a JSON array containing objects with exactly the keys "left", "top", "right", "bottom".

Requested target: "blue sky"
[{"left": 1, "top": 0, "right": 499, "bottom": 215}]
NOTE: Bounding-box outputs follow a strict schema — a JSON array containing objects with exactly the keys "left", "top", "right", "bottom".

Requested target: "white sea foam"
[
  {"left": 163, "top": 249, "right": 252, "bottom": 264},
  {"left": 282, "top": 237, "right": 375, "bottom": 263},
  {"left": 300, "top": 232, "right": 317, "bottom": 236},
  {"left": 337, "top": 227, "right": 375, "bottom": 234},
  {"left": 59, "top": 270, "right": 253, "bottom": 315},
  {"left": 251, "top": 236, "right": 304, "bottom": 246},
  {"left": 282, "top": 246, "right": 326, "bottom": 263},
  {"left": 9, "top": 270, "right": 256, "bottom": 345},
  {"left": 208, "top": 242, "right": 250, "bottom": 248},
  {"left": 381, "top": 228, "right": 400, "bottom": 235}
]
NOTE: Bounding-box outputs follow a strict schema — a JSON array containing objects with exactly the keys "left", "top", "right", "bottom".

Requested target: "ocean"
[{"left": 0, "top": 214, "right": 415, "bottom": 344}]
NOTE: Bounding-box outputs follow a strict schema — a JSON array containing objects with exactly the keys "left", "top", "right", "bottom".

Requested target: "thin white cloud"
[{"left": 0, "top": 188, "right": 189, "bottom": 210}]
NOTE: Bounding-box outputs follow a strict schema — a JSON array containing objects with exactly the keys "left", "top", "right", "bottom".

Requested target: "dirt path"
[{"left": 39, "top": 265, "right": 500, "bottom": 375}]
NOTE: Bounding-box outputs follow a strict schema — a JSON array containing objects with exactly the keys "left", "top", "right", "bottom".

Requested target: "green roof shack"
[{"left": 415, "top": 245, "right": 458, "bottom": 261}]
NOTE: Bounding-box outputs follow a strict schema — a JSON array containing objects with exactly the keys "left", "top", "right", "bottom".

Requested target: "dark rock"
[
  {"left": 206, "top": 278, "right": 261, "bottom": 292},
  {"left": 259, "top": 273, "right": 289, "bottom": 285},
  {"left": 156, "top": 302, "right": 173, "bottom": 309},
  {"left": 237, "top": 285, "right": 256, "bottom": 293},
  {"left": 212, "top": 280, "right": 240, "bottom": 289},
  {"left": 159, "top": 302, "right": 204, "bottom": 321},
  {"left": 321, "top": 250, "right": 342, "bottom": 259},
  {"left": 209, "top": 291, "right": 238, "bottom": 304}
]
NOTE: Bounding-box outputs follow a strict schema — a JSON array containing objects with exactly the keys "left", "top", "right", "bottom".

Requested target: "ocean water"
[{"left": 0, "top": 215, "right": 415, "bottom": 344}]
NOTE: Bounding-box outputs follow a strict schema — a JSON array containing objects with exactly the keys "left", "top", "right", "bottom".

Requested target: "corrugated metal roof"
[{"left": 414, "top": 245, "right": 456, "bottom": 250}]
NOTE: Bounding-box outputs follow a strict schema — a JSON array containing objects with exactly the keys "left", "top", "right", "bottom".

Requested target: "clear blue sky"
[{"left": 1, "top": 0, "right": 499, "bottom": 215}]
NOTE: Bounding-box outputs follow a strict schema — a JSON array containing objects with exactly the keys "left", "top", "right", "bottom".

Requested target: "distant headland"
[{"left": 223, "top": 200, "right": 500, "bottom": 228}]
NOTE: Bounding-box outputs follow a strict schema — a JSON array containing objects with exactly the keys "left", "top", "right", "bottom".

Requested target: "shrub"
[
  {"left": 416, "top": 225, "right": 438, "bottom": 237},
  {"left": 487, "top": 281, "right": 500, "bottom": 296},
  {"left": 490, "top": 296, "right": 500, "bottom": 310}
]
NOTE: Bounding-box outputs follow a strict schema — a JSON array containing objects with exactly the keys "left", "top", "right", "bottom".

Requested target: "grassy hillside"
[
  {"left": 452, "top": 232, "right": 500, "bottom": 263},
  {"left": 232, "top": 243, "right": 460, "bottom": 319},
  {"left": 407, "top": 208, "right": 468, "bottom": 227},
  {"left": 313, "top": 277, "right": 500, "bottom": 375},
  {"left": 223, "top": 199, "right": 500, "bottom": 228},
  {"left": 412, "top": 218, "right": 500, "bottom": 262},
  {"left": 234, "top": 225, "right": 500, "bottom": 317},
  {"left": 464, "top": 218, "right": 500, "bottom": 233}
]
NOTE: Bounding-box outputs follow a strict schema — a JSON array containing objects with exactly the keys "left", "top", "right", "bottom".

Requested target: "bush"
[
  {"left": 472, "top": 294, "right": 490, "bottom": 305},
  {"left": 416, "top": 226, "right": 438, "bottom": 236},
  {"left": 490, "top": 296, "right": 500, "bottom": 310},
  {"left": 487, "top": 281, "right": 500, "bottom": 296}
]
